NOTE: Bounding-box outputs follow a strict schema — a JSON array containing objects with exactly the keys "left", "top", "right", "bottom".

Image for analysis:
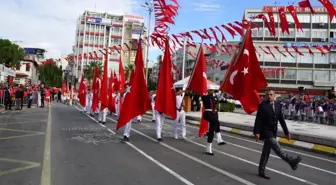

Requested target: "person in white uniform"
[
  {"left": 115, "top": 91, "right": 120, "bottom": 117},
  {"left": 173, "top": 89, "right": 186, "bottom": 139},
  {"left": 136, "top": 115, "right": 142, "bottom": 122},
  {"left": 86, "top": 90, "right": 93, "bottom": 116},
  {"left": 122, "top": 84, "right": 132, "bottom": 141},
  {"left": 151, "top": 90, "right": 156, "bottom": 122},
  {"left": 98, "top": 103, "right": 107, "bottom": 125},
  {"left": 154, "top": 91, "right": 165, "bottom": 141}
]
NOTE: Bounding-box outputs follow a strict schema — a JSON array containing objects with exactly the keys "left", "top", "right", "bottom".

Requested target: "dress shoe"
[
  {"left": 205, "top": 152, "right": 214, "bottom": 156},
  {"left": 157, "top": 138, "right": 163, "bottom": 142},
  {"left": 102, "top": 122, "right": 106, "bottom": 125},
  {"left": 258, "top": 173, "right": 270, "bottom": 179},
  {"left": 123, "top": 136, "right": 129, "bottom": 142},
  {"left": 290, "top": 156, "right": 302, "bottom": 170}
]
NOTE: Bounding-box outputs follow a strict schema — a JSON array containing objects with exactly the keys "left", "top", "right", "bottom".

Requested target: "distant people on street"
[
  {"left": 4, "top": 85, "right": 12, "bottom": 110},
  {"left": 40, "top": 84, "right": 45, "bottom": 108}
]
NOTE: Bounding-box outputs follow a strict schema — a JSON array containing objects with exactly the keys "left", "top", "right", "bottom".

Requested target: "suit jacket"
[{"left": 253, "top": 100, "right": 289, "bottom": 139}]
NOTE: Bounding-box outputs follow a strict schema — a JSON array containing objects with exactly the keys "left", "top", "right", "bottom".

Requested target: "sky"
[{"left": 0, "top": 0, "right": 323, "bottom": 63}]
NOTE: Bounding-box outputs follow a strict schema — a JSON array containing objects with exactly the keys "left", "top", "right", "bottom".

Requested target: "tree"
[
  {"left": 124, "top": 63, "right": 134, "bottom": 81},
  {"left": 84, "top": 61, "right": 103, "bottom": 87},
  {"left": 0, "top": 39, "right": 25, "bottom": 67},
  {"left": 38, "top": 59, "right": 63, "bottom": 87}
]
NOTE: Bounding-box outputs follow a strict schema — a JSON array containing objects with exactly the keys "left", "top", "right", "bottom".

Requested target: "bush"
[{"left": 219, "top": 102, "right": 235, "bottom": 112}]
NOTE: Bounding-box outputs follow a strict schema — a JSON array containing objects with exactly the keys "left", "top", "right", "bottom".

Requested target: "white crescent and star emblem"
[
  {"left": 229, "top": 70, "right": 238, "bottom": 85},
  {"left": 242, "top": 67, "right": 249, "bottom": 76}
]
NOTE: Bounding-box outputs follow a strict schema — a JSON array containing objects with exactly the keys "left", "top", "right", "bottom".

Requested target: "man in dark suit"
[
  {"left": 202, "top": 88, "right": 226, "bottom": 155},
  {"left": 254, "top": 90, "right": 301, "bottom": 179},
  {"left": 4, "top": 85, "right": 12, "bottom": 110}
]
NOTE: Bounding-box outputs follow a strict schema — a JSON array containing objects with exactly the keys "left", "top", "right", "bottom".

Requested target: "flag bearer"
[
  {"left": 173, "top": 88, "right": 186, "bottom": 139},
  {"left": 155, "top": 109, "right": 165, "bottom": 142},
  {"left": 122, "top": 84, "right": 132, "bottom": 141},
  {"left": 86, "top": 89, "right": 93, "bottom": 116},
  {"left": 115, "top": 90, "right": 121, "bottom": 117},
  {"left": 98, "top": 106, "right": 107, "bottom": 125},
  {"left": 201, "top": 88, "right": 226, "bottom": 155},
  {"left": 151, "top": 90, "right": 157, "bottom": 122}
]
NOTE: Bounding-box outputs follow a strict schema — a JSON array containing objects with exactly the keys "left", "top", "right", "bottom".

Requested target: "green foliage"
[
  {"left": 84, "top": 62, "right": 103, "bottom": 86},
  {"left": 124, "top": 63, "right": 134, "bottom": 81},
  {"left": 38, "top": 60, "right": 63, "bottom": 87},
  {"left": 219, "top": 102, "right": 236, "bottom": 112},
  {"left": 0, "top": 39, "right": 25, "bottom": 67}
]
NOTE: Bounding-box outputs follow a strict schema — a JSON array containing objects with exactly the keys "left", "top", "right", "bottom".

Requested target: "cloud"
[
  {"left": 192, "top": 2, "right": 220, "bottom": 12},
  {"left": 0, "top": 0, "right": 138, "bottom": 59}
]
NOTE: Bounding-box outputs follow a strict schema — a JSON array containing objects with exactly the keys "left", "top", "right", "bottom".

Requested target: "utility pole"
[{"left": 142, "top": 0, "right": 153, "bottom": 83}]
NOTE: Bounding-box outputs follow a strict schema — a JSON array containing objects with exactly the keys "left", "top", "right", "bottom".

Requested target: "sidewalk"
[{"left": 186, "top": 111, "right": 336, "bottom": 149}]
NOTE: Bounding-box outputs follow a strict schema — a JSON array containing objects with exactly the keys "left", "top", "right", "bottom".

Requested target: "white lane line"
[
  {"left": 107, "top": 117, "right": 255, "bottom": 185},
  {"left": 141, "top": 116, "right": 336, "bottom": 176},
  {"left": 138, "top": 117, "right": 319, "bottom": 185},
  {"left": 74, "top": 107, "right": 194, "bottom": 185},
  {"left": 142, "top": 114, "right": 336, "bottom": 164}
]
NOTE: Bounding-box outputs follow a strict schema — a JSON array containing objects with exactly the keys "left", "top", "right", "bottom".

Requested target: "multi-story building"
[
  {"left": 243, "top": 6, "right": 336, "bottom": 97},
  {"left": 73, "top": 11, "right": 146, "bottom": 79},
  {"left": 12, "top": 42, "right": 46, "bottom": 86}
]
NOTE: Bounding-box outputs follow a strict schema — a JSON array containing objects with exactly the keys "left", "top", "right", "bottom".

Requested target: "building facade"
[
  {"left": 243, "top": 6, "right": 336, "bottom": 97},
  {"left": 12, "top": 42, "right": 46, "bottom": 86},
  {"left": 73, "top": 11, "right": 146, "bottom": 79}
]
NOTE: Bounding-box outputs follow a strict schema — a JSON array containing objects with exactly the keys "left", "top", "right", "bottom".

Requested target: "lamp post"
[{"left": 142, "top": 0, "right": 153, "bottom": 83}]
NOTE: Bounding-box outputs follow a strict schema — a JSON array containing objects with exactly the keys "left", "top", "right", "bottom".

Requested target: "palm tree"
[
  {"left": 124, "top": 63, "right": 134, "bottom": 81},
  {"left": 84, "top": 61, "right": 103, "bottom": 87}
]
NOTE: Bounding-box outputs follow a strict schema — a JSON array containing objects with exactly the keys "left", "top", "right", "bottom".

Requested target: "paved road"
[{"left": 0, "top": 103, "right": 335, "bottom": 185}]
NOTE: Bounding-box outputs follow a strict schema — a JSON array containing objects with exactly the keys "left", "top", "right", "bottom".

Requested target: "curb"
[{"left": 146, "top": 112, "right": 336, "bottom": 156}]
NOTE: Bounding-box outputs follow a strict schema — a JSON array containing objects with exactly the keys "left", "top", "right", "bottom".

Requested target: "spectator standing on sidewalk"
[
  {"left": 4, "top": 85, "right": 12, "bottom": 110},
  {"left": 27, "top": 89, "right": 33, "bottom": 108},
  {"left": 40, "top": 84, "right": 45, "bottom": 108}
]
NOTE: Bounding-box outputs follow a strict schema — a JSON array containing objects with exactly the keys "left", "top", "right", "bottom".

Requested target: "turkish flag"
[
  {"left": 187, "top": 46, "right": 208, "bottom": 136},
  {"left": 91, "top": 67, "right": 100, "bottom": 112},
  {"left": 61, "top": 80, "right": 67, "bottom": 95},
  {"left": 278, "top": 7, "right": 290, "bottom": 35},
  {"left": 78, "top": 74, "right": 87, "bottom": 107},
  {"left": 155, "top": 38, "right": 177, "bottom": 120},
  {"left": 187, "top": 46, "right": 208, "bottom": 96},
  {"left": 113, "top": 71, "right": 120, "bottom": 92},
  {"left": 119, "top": 57, "right": 126, "bottom": 92},
  {"left": 108, "top": 70, "right": 116, "bottom": 113},
  {"left": 220, "top": 27, "right": 267, "bottom": 114},
  {"left": 100, "top": 53, "right": 109, "bottom": 111},
  {"left": 128, "top": 69, "right": 135, "bottom": 85},
  {"left": 116, "top": 40, "right": 152, "bottom": 130}
]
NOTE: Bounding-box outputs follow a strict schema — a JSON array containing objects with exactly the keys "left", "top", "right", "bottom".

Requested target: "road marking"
[
  {"left": 75, "top": 107, "right": 195, "bottom": 185},
  {"left": 0, "top": 120, "right": 48, "bottom": 125},
  {"left": 129, "top": 126, "right": 256, "bottom": 185},
  {"left": 0, "top": 127, "right": 44, "bottom": 134},
  {"left": 142, "top": 116, "right": 336, "bottom": 175},
  {"left": 139, "top": 117, "right": 330, "bottom": 181},
  {"left": 142, "top": 114, "right": 336, "bottom": 164},
  {"left": 0, "top": 110, "right": 7, "bottom": 114},
  {"left": 0, "top": 127, "right": 45, "bottom": 140},
  {"left": 0, "top": 158, "right": 40, "bottom": 176},
  {"left": 40, "top": 105, "right": 52, "bottom": 185}
]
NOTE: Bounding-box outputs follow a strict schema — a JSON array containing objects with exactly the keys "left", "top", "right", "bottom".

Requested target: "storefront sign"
[
  {"left": 263, "top": 6, "right": 328, "bottom": 13},
  {"left": 124, "top": 14, "right": 144, "bottom": 23},
  {"left": 86, "top": 17, "right": 112, "bottom": 25},
  {"left": 283, "top": 42, "right": 336, "bottom": 49},
  {"left": 0, "top": 64, "right": 16, "bottom": 77}
]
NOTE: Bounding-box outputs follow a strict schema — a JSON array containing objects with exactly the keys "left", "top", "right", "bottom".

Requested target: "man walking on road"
[
  {"left": 40, "top": 84, "right": 45, "bottom": 108},
  {"left": 201, "top": 88, "right": 226, "bottom": 155},
  {"left": 254, "top": 90, "right": 302, "bottom": 179},
  {"left": 173, "top": 88, "right": 186, "bottom": 140}
]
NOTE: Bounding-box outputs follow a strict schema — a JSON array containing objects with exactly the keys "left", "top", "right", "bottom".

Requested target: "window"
[
  {"left": 312, "top": 14, "right": 328, "bottom": 23},
  {"left": 283, "top": 69, "right": 296, "bottom": 80},
  {"left": 26, "top": 64, "right": 30, "bottom": 71},
  {"left": 314, "top": 70, "right": 329, "bottom": 81},
  {"left": 264, "top": 53, "right": 280, "bottom": 62},
  {"left": 282, "top": 54, "right": 296, "bottom": 63},
  {"left": 331, "top": 71, "right": 336, "bottom": 81},
  {"left": 330, "top": 53, "right": 336, "bottom": 64},
  {"left": 296, "top": 29, "right": 310, "bottom": 38},
  {"left": 312, "top": 30, "right": 327, "bottom": 38},
  {"left": 286, "top": 14, "right": 294, "bottom": 23},
  {"left": 314, "top": 54, "right": 329, "bottom": 64},
  {"left": 297, "top": 14, "right": 310, "bottom": 23},
  {"left": 297, "top": 54, "right": 313, "bottom": 63},
  {"left": 297, "top": 70, "right": 313, "bottom": 81}
]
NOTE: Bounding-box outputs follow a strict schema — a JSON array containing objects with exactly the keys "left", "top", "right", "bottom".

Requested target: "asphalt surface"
[{"left": 0, "top": 103, "right": 335, "bottom": 185}]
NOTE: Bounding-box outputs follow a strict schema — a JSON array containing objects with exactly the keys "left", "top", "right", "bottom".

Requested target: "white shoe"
[
  {"left": 205, "top": 143, "right": 214, "bottom": 155},
  {"left": 174, "top": 135, "right": 178, "bottom": 140},
  {"left": 216, "top": 133, "right": 226, "bottom": 145}
]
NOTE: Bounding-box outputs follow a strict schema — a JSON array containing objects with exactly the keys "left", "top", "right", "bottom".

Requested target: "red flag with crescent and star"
[{"left": 220, "top": 27, "right": 267, "bottom": 114}]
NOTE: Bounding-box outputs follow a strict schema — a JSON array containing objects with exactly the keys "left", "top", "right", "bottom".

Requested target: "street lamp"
[{"left": 142, "top": 0, "right": 153, "bottom": 83}]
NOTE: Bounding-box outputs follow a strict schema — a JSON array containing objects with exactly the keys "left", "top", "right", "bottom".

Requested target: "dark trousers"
[
  {"left": 4, "top": 98, "right": 12, "bottom": 110},
  {"left": 21, "top": 98, "right": 23, "bottom": 109},
  {"left": 41, "top": 97, "right": 45, "bottom": 107},
  {"left": 28, "top": 99, "right": 32, "bottom": 108},
  {"left": 259, "top": 138, "right": 293, "bottom": 174},
  {"left": 204, "top": 111, "right": 220, "bottom": 143}
]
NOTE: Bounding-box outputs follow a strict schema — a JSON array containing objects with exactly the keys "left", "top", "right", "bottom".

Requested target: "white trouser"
[
  {"left": 116, "top": 103, "right": 120, "bottom": 116},
  {"left": 151, "top": 103, "right": 156, "bottom": 121},
  {"left": 155, "top": 111, "right": 165, "bottom": 139},
  {"left": 95, "top": 103, "right": 100, "bottom": 114},
  {"left": 137, "top": 115, "right": 142, "bottom": 121},
  {"left": 173, "top": 110, "right": 186, "bottom": 138},
  {"left": 98, "top": 108, "right": 107, "bottom": 122},
  {"left": 37, "top": 93, "right": 41, "bottom": 107},
  {"left": 123, "top": 121, "right": 132, "bottom": 137},
  {"left": 86, "top": 101, "right": 92, "bottom": 114}
]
